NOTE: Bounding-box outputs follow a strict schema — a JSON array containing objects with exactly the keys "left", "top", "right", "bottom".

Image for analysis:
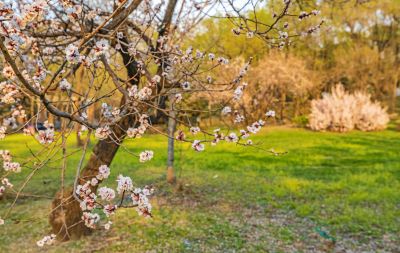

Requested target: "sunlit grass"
[{"left": 0, "top": 126, "right": 399, "bottom": 251}]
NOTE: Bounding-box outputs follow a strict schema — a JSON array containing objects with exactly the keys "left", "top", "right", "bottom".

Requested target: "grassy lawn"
[{"left": 0, "top": 126, "right": 399, "bottom": 252}]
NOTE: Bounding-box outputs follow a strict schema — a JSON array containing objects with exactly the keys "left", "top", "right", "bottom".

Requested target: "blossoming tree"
[{"left": 0, "top": 0, "right": 321, "bottom": 245}]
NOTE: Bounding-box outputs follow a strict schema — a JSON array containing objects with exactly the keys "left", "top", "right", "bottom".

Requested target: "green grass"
[{"left": 0, "top": 126, "right": 399, "bottom": 252}]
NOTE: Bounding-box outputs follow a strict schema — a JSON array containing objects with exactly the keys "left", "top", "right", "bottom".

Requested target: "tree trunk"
[
  {"left": 390, "top": 78, "right": 398, "bottom": 113},
  {"left": 49, "top": 114, "right": 133, "bottom": 240},
  {"left": 166, "top": 94, "right": 177, "bottom": 184},
  {"left": 280, "top": 92, "right": 286, "bottom": 124}
]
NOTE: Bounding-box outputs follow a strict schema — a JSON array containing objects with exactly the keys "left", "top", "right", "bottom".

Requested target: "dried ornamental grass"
[{"left": 309, "top": 85, "right": 389, "bottom": 132}]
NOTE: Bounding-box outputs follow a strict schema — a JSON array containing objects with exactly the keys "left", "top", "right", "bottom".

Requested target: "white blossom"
[
  {"left": 95, "top": 126, "right": 111, "bottom": 140},
  {"left": 97, "top": 165, "right": 110, "bottom": 180},
  {"left": 192, "top": 140, "right": 204, "bottom": 152},
  {"left": 98, "top": 187, "right": 115, "bottom": 201},
  {"left": 181, "top": 81, "right": 191, "bottom": 90},
  {"left": 104, "top": 221, "right": 112, "bottom": 230},
  {"left": 221, "top": 106, "right": 232, "bottom": 115},
  {"left": 225, "top": 133, "right": 239, "bottom": 143},
  {"left": 82, "top": 212, "right": 100, "bottom": 228},
  {"left": 65, "top": 44, "right": 80, "bottom": 63},
  {"left": 266, "top": 110, "right": 276, "bottom": 118},
  {"left": 116, "top": 174, "right": 133, "bottom": 194},
  {"left": 36, "top": 234, "right": 56, "bottom": 247},
  {"left": 138, "top": 87, "right": 152, "bottom": 100},
  {"left": 190, "top": 126, "right": 200, "bottom": 135},
  {"left": 59, "top": 79, "right": 71, "bottom": 91},
  {"left": 139, "top": 150, "right": 154, "bottom": 163}
]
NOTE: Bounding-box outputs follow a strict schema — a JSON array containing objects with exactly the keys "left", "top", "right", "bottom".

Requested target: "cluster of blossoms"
[
  {"left": 65, "top": 44, "right": 81, "bottom": 64},
  {"left": 191, "top": 140, "right": 205, "bottom": 152},
  {"left": 137, "top": 87, "right": 153, "bottom": 100},
  {"left": 3, "top": 161, "right": 21, "bottom": 173},
  {"left": 0, "top": 177, "right": 13, "bottom": 198},
  {"left": 139, "top": 151, "right": 154, "bottom": 163},
  {"left": 168, "top": 49, "right": 270, "bottom": 150},
  {"left": 59, "top": 79, "right": 72, "bottom": 91},
  {"left": 2, "top": 114, "right": 19, "bottom": 131},
  {"left": 76, "top": 182, "right": 97, "bottom": 211},
  {"left": 298, "top": 10, "right": 320, "bottom": 21},
  {"left": 0, "top": 81, "right": 27, "bottom": 139},
  {"left": 303, "top": 21, "right": 325, "bottom": 36},
  {"left": 0, "top": 150, "right": 21, "bottom": 176},
  {"left": 225, "top": 132, "right": 239, "bottom": 143},
  {"left": 97, "top": 165, "right": 111, "bottom": 180},
  {"left": 115, "top": 174, "right": 154, "bottom": 217},
  {"left": 116, "top": 174, "right": 133, "bottom": 194},
  {"left": 11, "top": 105, "right": 26, "bottom": 120},
  {"left": 211, "top": 129, "right": 224, "bottom": 146},
  {"left": 0, "top": 81, "right": 19, "bottom": 104},
  {"left": 76, "top": 165, "right": 110, "bottom": 212},
  {"left": 174, "top": 93, "right": 183, "bottom": 103},
  {"left": 189, "top": 127, "right": 201, "bottom": 135},
  {"left": 128, "top": 84, "right": 153, "bottom": 101},
  {"left": 65, "top": 39, "right": 109, "bottom": 66},
  {"left": 131, "top": 187, "right": 154, "bottom": 217},
  {"left": 93, "top": 39, "right": 109, "bottom": 57},
  {"left": 75, "top": 164, "right": 153, "bottom": 230},
  {"left": 19, "top": 0, "right": 48, "bottom": 29},
  {"left": 77, "top": 165, "right": 110, "bottom": 228},
  {"left": 234, "top": 111, "right": 245, "bottom": 124},
  {"left": 176, "top": 130, "right": 186, "bottom": 141},
  {"left": 231, "top": 27, "right": 255, "bottom": 39},
  {"left": 37, "top": 121, "right": 55, "bottom": 144},
  {"left": 175, "top": 109, "right": 275, "bottom": 152},
  {"left": 233, "top": 83, "right": 248, "bottom": 101},
  {"left": 278, "top": 31, "right": 289, "bottom": 40},
  {"left": 222, "top": 106, "right": 232, "bottom": 116},
  {"left": 98, "top": 186, "right": 115, "bottom": 201},
  {"left": 246, "top": 120, "right": 265, "bottom": 134},
  {"left": 95, "top": 125, "right": 111, "bottom": 140},
  {"left": 266, "top": 110, "right": 276, "bottom": 117},
  {"left": 175, "top": 46, "right": 230, "bottom": 68},
  {"left": 126, "top": 114, "right": 150, "bottom": 139},
  {"left": 1, "top": 178, "right": 13, "bottom": 188},
  {"left": 36, "top": 234, "right": 56, "bottom": 247},
  {"left": 148, "top": 44, "right": 234, "bottom": 89},
  {"left": 101, "top": 103, "right": 120, "bottom": 120},
  {"left": 82, "top": 212, "right": 100, "bottom": 229}
]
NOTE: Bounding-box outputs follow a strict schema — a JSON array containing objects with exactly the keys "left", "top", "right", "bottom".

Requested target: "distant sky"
[{"left": 211, "top": 0, "right": 260, "bottom": 15}]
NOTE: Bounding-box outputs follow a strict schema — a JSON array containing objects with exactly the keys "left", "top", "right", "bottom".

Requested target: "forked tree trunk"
[
  {"left": 49, "top": 115, "right": 133, "bottom": 240},
  {"left": 166, "top": 94, "right": 177, "bottom": 184}
]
